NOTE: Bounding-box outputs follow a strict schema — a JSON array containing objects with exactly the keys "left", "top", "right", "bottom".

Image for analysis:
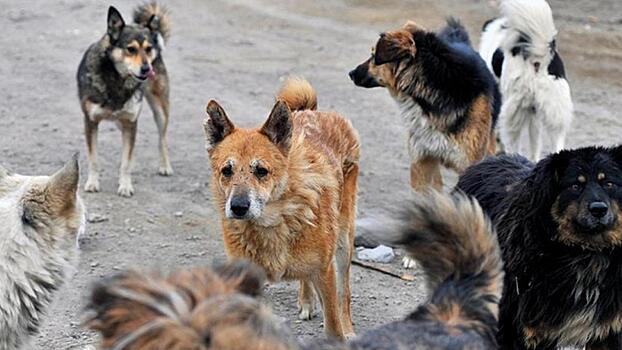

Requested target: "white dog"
[
  {"left": 0, "top": 155, "right": 85, "bottom": 350},
  {"left": 480, "top": 0, "right": 573, "bottom": 161}
]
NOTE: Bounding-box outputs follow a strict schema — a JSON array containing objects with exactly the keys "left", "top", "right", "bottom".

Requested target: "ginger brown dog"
[{"left": 202, "top": 77, "right": 360, "bottom": 339}]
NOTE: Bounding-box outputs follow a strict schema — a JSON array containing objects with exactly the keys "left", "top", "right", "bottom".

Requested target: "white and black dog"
[{"left": 480, "top": 0, "right": 573, "bottom": 161}]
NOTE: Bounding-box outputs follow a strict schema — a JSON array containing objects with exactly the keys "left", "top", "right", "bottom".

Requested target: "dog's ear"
[
  {"left": 375, "top": 30, "right": 415, "bottom": 65},
  {"left": 107, "top": 6, "right": 125, "bottom": 42},
  {"left": 47, "top": 153, "right": 80, "bottom": 206},
  {"left": 523, "top": 151, "right": 569, "bottom": 213},
  {"left": 204, "top": 100, "right": 235, "bottom": 152},
  {"left": 147, "top": 14, "right": 160, "bottom": 33},
  {"left": 402, "top": 20, "right": 425, "bottom": 34},
  {"left": 609, "top": 145, "right": 622, "bottom": 166},
  {"left": 261, "top": 100, "right": 292, "bottom": 154},
  {"left": 215, "top": 260, "right": 266, "bottom": 297}
]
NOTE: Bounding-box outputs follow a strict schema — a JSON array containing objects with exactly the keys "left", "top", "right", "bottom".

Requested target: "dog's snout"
[
  {"left": 140, "top": 64, "right": 151, "bottom": 74},
  {"left": 230, "top": 195, "right": 251, "bottom": 217},
  {"left": 348, "top": 69, "right": 356, "bottom": 81},
  {"left": 589, "top": 201, "right": 609, "bottom": 218}
]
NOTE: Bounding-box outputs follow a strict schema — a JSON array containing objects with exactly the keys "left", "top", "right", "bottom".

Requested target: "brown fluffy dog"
[{"left": 202, "top": 77, "right": 360, "bottom": 339}]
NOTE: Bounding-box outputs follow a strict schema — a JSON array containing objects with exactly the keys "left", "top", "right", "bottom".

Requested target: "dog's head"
[
  {"left": 529, "top": 147, "right": 622, "bottom": 250},
  {"left": 0, "top": 154, "right": 84, "bottom": 264},
  {"left": 349, "top": 21, "right": 423, "bottom": 95},
  {"left": 86, "top": 260, "right": 295, "bottom": 350},
  {"left": 203, "top": 100, "right": 292, "bottom": 221},
  {"left": 105, "top": 6, "right": 162, "bottom": 81}
]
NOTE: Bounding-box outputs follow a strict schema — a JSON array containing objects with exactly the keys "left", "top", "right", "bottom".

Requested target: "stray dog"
[
  {"left": 349, "top": 17, "right": 500, "bottom": 191},
  {"left": 479, "top": 0, "right": 573, "bottom": 161},
  {"left": 203, "top": 77, "right": 360, "bottom": 339},
  {"left": 85, "top": 192, "right": 503, "bottom": 350},
  {"left": 0, "top": 155, "right": 85, "bottom": 350},
  {"left": 457, "top": 146, "right": 622, "bottom": 349},
  {"left": 77, "top": 3, "right": 173, "bottom": 197}
]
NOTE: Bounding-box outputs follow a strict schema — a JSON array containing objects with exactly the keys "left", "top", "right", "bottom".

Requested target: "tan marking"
[
  {"left": 451, "top": 95, "right": 493, "bottom": 169},
  {"left": 598, "top": 173, "right": 605, "bottom": 181},
  {"left": 578, "top": 175, "right": 587, "bottom": 183}
]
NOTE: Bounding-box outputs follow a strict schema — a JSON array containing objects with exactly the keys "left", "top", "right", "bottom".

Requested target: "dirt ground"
[{"left": 0, "top": 0, "right": 620, "bottom": 348}]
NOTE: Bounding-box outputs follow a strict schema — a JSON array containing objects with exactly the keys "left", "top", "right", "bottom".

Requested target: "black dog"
[{"left": 456, "top": 147, "right": 622, "bottom": 349}]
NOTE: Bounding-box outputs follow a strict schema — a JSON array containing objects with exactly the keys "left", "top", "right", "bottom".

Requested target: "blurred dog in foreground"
[
  {"left": 0, "top": 155, "right": 85, "bottom": 350},
  {"left": 86, "top": 192, "right": 503, "bottom": 349},
  {"left": 202, "top": 77, "right": 360, "bottom": 339},
  {"left": 77, "top": 2, "right": 173, "bottom": 197}
]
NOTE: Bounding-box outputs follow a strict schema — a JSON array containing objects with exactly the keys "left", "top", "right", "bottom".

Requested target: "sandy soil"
[{"left": 0, "top": 0, "right": 620, "bottom": 348}]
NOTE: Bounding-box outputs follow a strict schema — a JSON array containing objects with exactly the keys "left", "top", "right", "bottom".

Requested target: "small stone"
[
  {"left": 356, "top": 245, "right": 395, "bottom": 263},
  {"left": 174, "top": 211, "right": 183, "bottom": 218},
  {"left": 90, "top": 261, "right": 99, "bottom": 268},
  {"left": 87, "top": 213, "right": 108, "bottom": 223}
]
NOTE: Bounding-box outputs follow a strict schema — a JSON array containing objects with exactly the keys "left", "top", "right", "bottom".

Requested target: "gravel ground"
[{"left": 0, "top": 0, "right": 620, "bottom": 348}]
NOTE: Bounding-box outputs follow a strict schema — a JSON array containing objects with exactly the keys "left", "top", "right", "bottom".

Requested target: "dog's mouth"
[{"left": 131, "top": 68, "right": 156, "bottom": 82}]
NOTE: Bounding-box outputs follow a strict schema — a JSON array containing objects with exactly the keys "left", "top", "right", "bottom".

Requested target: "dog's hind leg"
[
  {"left": 118, "top": 119, "right": 138, "bottom": 197},
  {"left": 146, "top": 73, "right": 173, "bottom": 176},
  {"left": 84, "top": 117, "right": 100, "bottom": 192},
  {"left": 410, "top": 157, "right": 442, "bottom": 191},
  {"left": 312, "top": 264, "right": 344, "bottom": 339},
  {"left": 528, "top": 118, "right": 542, "bottom": 161},
  {"left": 499, "top": 95, "right": 524, "bottom": 155},
  {"left": 298, "top": 280, "right": 315, "bottom": 320},
  {"left": 335, "top": 163, "right": 358, "bottom": 337}
]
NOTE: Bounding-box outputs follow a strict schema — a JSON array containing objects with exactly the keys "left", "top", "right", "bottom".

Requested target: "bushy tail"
[
  {"left": 277, "top": 76, "right": 317, "bottom": 111},
  {"left": 438, "top": 17, "right": 472, "bottom": 46},
  {"left": 395, "top": 192, "right": 503, "bottom": 330},
  {"left": 501, "top": 0, "right": 556, "bottom": 56},
  {"left": 133, "top": 2, "right": 172, "bottom": 43}
]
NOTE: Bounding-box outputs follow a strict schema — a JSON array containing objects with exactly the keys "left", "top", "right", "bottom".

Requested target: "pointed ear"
[
  {"left": 47, "top": 153, "right": 80, "bottom": 205},
  {"left": 107, "top": 6, "right": 125, "bottom": 42},
  {"left": 215, "top": 260, "right": 266, "bottom": 297},
  {"left": 260, "top": 100, "right": 292, "bottom": 153},
  {"left": 375, "top": 30, "right": 415, "bottom": 65},
  {"left": 403, "top": 20, "right": 424, "bottom": 34},
  {"left": 204, "top": 100, "right": 235, "bottom": 152},
  {"left": 147, "top": 14, "right": 160, "bottom": 33}
]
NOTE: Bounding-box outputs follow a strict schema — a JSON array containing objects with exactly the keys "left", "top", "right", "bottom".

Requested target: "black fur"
[
  {"left": 410, "top": 18, "right": 500, "bottom": 130},
  {"left": 482, "top": 17, "right": 497, "bottom": 32},
  {"left": 547, "top": 51, "right": 567, "bottom": 79},
  {"left": 491, "top": 48, "right": 504, "bottom": 79},
  {"left": 456, "top": 147, "right": 622, "bottom": 349}
]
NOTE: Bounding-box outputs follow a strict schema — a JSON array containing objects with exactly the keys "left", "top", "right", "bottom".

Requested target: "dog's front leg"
[
  {"left": 118, "top": 119, "right": 138, "bottom": 197},
  {"left": 84, "top": 117, "right": 100, "bottom": 192},
  {"left": 312, "top": 264, "right": 344, "bottom": 339},
  {"left": 528, "top": 118, "right": 543, "bottom": 161},
  {"left": 146, "top": 80, "right": 173, "bottom": 176}
]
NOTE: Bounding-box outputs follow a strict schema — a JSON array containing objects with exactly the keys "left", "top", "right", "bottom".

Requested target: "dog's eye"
[
  {"left": 145, "top": 46, "right": 153, "bottom": 54},
  {"left": 127, "top": 47, "right": 138, "bottom": 54},
  {"left": 221, "top": 165, "right": 233, "bottom": 178},
  {"left": 571, "top": 184, "right": 582, "bottom": 191},
  {"left": 605, "top": 182, "right": 615, "bottom": 189},
  {"left": 255, "top": 167, "right": 269, "bottom": 179}
]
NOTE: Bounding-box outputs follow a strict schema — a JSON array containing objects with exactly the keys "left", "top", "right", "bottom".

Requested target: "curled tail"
[
  {"left": 133, "top": 2, "right": 172, "bottom": 43},
  {"left": 396, "top": 191, "right": 503, "bottom": 340},
  {"left": 277, "top": 76, "right": 317, "bottom": 111},
  {"left": 438, "top": 17, "right": 472, "bottom": 46}
]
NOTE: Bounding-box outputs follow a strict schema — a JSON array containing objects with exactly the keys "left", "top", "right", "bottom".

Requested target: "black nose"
[
  {"left": 230, "top": 196, "right": 250, "bottom": 217},
  {"left": 140, "top": 65, "right": 151, "bottom": 74},
  {"left": 348, "top": 69, "right": 356, "bottom": 81},
  {"left": 589, "top": 201, "right": 609, "bottom": 218}
]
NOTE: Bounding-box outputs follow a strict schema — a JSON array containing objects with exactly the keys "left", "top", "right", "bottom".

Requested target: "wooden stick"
[{"left": 352, "top": 259, "right": 416, "bottom": 281}]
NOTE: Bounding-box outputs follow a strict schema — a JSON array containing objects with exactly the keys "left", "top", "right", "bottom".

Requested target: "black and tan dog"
[
  {"left": 77, "top": 3, "right": 172, "bottom": 197},
  {"left": 457, "top": 146, "right": 622, "bottom": 349},
  {"left": 85, "top": 192, "right": 503, "bottom": 349},
  {"left": 350, "top": 18, "right": 500, "bottom": 191}
]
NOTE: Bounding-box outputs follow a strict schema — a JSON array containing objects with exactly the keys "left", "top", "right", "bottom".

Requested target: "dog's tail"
[
  {"left": 501, "top": 0, "right": 557, "bottom": 57},
  {"left": 394, "top": 192, "right": 503, "bottom": 340},
  {"left": 438, "top": 17, "right": 472, "bottom": 46},
  {"left": 276, "top": 76, "right": 318, "bottom": 112},
  {"left": 133, "top": 2, "right": 172, "bottom": 44}
]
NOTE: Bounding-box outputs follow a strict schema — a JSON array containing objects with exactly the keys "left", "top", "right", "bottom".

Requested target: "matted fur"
[
  {"left": 457, "top": 147, "right": 622, "bottom": 349},
  {"left": 0, "top": 155, "right": 85, "bottom": 350},
  {"left": 350, "top": 17, "right": 500, "bottom": 192},
  {"left": 86, "top": 193, "right": 502, "bottom": 349},
  {"left": 203, "top": 77, "right": 360, "bottom": 339}
]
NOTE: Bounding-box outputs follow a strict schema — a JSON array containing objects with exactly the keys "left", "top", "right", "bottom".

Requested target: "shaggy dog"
[
  {"left": 479, "top": 0, "right": 573, "bottom": 161},
  {"left": 457, "top": 146, "right": 622, "bottom": 349},
  {"left": 85, "top": 192, "right": 503, "bottom": 349},
  {"left": 350, "top": 17, "right": 500, "bottom": 191},
  {"left": 0, "top": 155, "right": 85, "bottom": 349},
  {"left": 202, "top": 77, "right": 360, "bottom": 339},
  {"left": 77, "top": 3, "right": 173, "bottom": 197}
]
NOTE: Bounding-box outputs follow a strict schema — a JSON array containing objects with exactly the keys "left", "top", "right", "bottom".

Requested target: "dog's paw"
[
  {"left": 84, "top": 179, "right": 100, "bottom": 193},
  {"left": 298, "top": 304, "right": 314, "bottom": 320},
  {"left": 344, "top": 332, "right": 356, "bottom": 340},
  {"left": 158, "top": 165, "right": 174, "bottom": 176},
  {"left": 117, "top": 183, "right": 135, "bottom": 197},
  {"left": 402, "top": 256, "right": 417, "bottom": 269}
]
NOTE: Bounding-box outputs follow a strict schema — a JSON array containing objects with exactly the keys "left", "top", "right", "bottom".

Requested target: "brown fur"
[
  {"left": 203, "top": 77, "right": 360, "bottom": 339},
  {"left": 133, "top": 2, "right": 171, "bottom": 43}
]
